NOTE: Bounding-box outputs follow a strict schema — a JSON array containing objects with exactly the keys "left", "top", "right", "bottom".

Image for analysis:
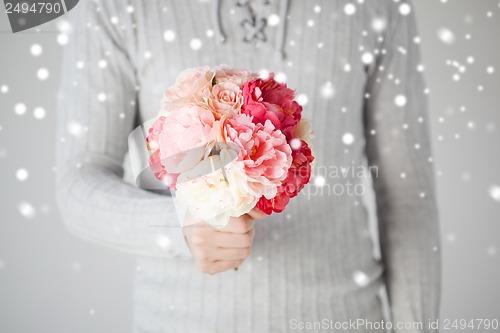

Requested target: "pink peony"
[
  {"left": 160, "top": 67, "right": 214, "bottom": 112},
  {"left": 146, "top": 116, "right": 167, "bottom": 179},
  {"left": 147, "top": 116, "right": 166, "bottom": 150},
  {"left": 224, "top": 114, "right": 292, "bottom": 198},
  {"left": 146, "top": 116, "right": 181, "bottom": 188},
  {"left": 241, "top": 73, "right": 302, "bottom": 139},
  {"left": 158, "top": 105, "right": 217, "bottom": 167},
  {"left": 256, "top": 139, "right": 314, "bottom": 214},
  {"left": 214, "top": 66, "right": 257, "bottom": 87}
]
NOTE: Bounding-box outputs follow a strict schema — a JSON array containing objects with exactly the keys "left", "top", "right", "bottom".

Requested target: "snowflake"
[
  {"left": 394, "top": 94, "right": 407, "bottom": 107},
  {"left": 438, "top": 28, "right": 455, "bottom": 44},
  {"left": 156, "top": 235, "right": 171, "bottom": 249},
  {"left": 57, "top": 34, "right": 69, "bottom": 45},
  {"left": 289, "top": 138, "right": 302, "bottom": 150},
  {"left": 344, "top": 3, "right": 356, "bottom": 16},
  {"left": 37, "top": 68, "right": 49, "bottom": 81},
  {"left": 14, "top": 103, "right": 27, "bottom": 115},
  {"left": 30, "top": 44, "right": 42, "bottom": 56},
  {"left": 352, "top": 270, "right": 369, "bottom": 287},
  {"left": 258, "top": 68, "right": 269, "bottom": 79},
  {"left": 296, "top": 93, "right": 308, "bottom": 106},
  {"left": 314, "top": 175, "right": 326, "bottom": 187},
  {"left": 361, "top": 52, "right": 374, "bottom": 65},
  {"left": 190, "top": 38, "right": 202, "bottom": 50},
  {"left": 18, "top": 202, "right": 36, "bottom": 219},
  {"left": 489, "top": 185, "right": 500, "bottom": 202},
  {"left": 268, "top": 14, "right": 280, "bottom": 26},
  {"left": 321, "top": 81, "right": 335, "bottom": 98},
  {"left": 67, "top": 121, "right": 84, "bottom": 137},
  {"left": 16, "top": 168, "right": 29, "bottom": 181},
  {"left": 163, "top": 30, "right": 176, "bottom": 42},
  {"left": 98, "top": 59, "right": 107, "bottom": 69},
  {"left": 97, "top": 93, "right": 107, "bottom": 102},
  {"left": 399, "top": 3, "right": 411, "bottom": 16},
  {"left": 342, "top": 133, "right": 355, "bottom": 145},
  {"left": 274, "top": 72, "right": 287, "bottom": 82},
  {"left": 56, "top": 19, "right": 71, "bottom": 33},
  {"left": 33, "top": 107, "right": 46, "bottom": 119},
  {"left": 371, "top": 18, "right": 386, "bottom": 33},
  {"left": 446, "top": 233, "right": 457, "bottom": 243}
]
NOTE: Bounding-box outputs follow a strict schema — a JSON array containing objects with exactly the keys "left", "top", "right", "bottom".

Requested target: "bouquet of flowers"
[{"left": 145, "top": 66, "right": 314, "bottom": 227}]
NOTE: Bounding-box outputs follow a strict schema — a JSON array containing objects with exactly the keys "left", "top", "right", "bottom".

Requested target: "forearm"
[
  {"left": 56, "top": 157, "right": 192, "bottom": 259},
  {"left": 52, "top": 0, "right": 193, "bottom": 259}
]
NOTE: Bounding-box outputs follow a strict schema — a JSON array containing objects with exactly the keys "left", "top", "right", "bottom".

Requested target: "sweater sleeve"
[
  {"left": 55, "top": 0, "right": 192, "bottom": 259},
  {"left": 363, "top": 1, "right": 441, "bottom": 331}
]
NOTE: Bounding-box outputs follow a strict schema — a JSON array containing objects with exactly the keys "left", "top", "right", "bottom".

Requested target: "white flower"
[{"left": 174, "top": 160, "right": 258, "bottom": 228}]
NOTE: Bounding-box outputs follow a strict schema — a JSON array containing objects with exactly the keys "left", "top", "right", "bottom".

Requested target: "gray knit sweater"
[{"left": 55, "top": 0, "right": 440, "bottom": 332}]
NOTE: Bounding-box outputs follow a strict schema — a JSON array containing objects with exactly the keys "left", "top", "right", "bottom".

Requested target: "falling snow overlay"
[{"left": 0, "top": 1, "right": 499, "bottom": 332}]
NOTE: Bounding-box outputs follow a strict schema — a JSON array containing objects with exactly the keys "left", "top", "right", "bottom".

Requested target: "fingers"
[
  {"left": 218, "top": 215, "right": 255, "bottom": 234},
  {"left": 246, "top": 207, "right": 268, "bottom": 220},
  {"left": 184, "top": 215, "right": 257, "bottom": 275},
  {"left": 216, "top": 228, "right": 255, "bottom": 248},
  {"left": 212, "top": 247, "right": 252, "bottom": 261},
  {"left": 199, "top": 260, "right": 243, "bottom": 275},
  {"left": 191, "top": 245, "right": 249, "bottom": 274}
]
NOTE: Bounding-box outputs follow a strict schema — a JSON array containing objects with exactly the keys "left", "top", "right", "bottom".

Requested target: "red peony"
[
  {"left": 241, "top": 74, "right": 302, "bottom": 139},
  {"left": 256, "top": 139, "right": 314, "bottom": 214}
]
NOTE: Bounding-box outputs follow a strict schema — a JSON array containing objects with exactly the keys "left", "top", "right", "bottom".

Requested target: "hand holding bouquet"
[{"left": 146, "top": 66, "right": 314, "bottom": 228}]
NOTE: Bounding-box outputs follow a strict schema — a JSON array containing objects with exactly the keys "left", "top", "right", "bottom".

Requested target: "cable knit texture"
[{"left": 55, "top": 0, "right": 441, "bottom": 332}]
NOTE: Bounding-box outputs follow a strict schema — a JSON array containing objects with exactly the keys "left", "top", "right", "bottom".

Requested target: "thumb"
[{"left": 246, "top": 207, "right": 268, "bottom": 220}]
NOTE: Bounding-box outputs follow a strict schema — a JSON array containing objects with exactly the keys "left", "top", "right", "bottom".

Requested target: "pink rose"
[
  {"left": 207, "top": 81, "right": 244, "bottom": 119},
  {"left": 241, "top": 73, "right": 302, "bottom": 139},
  {"left": 224, "top": 114, "right": 292, "bottom": 198}
]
